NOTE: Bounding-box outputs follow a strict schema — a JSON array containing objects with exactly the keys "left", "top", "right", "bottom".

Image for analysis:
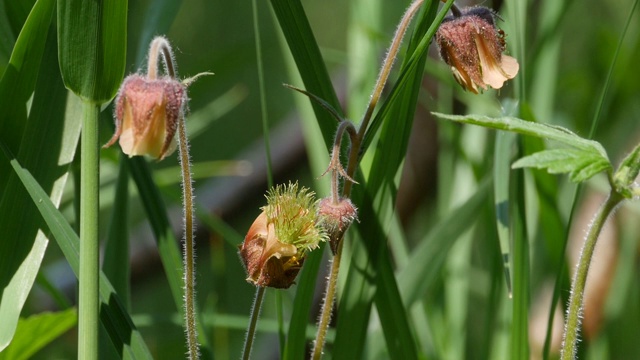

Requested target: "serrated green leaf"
[
  {"left": 57, "top": 0, "right": 127, "bottom": 103},
  {"left": 432, "top": 113, "right": 611, "bottom": 161},
  {"left": 0, "top": 309, "right": 77, "bottom": 360},
  {"left": 512, "top": 148, "right": 611, "bottom": 183}
]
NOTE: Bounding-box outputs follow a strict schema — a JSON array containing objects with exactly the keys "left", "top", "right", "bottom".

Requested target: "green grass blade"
[
  {"left": 103, "top": 156, "right": 131, "bottom": 310},
  {"left": 126, "top": 156, "right": 212, "bottom": 357},
  {"left": 0, "top": 146, "right": 153, "bottom": 359},
  {"left": 127, "top": 157, "right": 184, "bottom": 310},
  {"left": 0, "top": 14, "right": 77, "bottom": 351},
  {"left": 269, "top": 0, "right": 343, "bottom": 150},
  {"left": 494, "top": 132, "right": 515, "bottom": 297},
  {"left": 333, "top": 2, "right": 443, "bottom": 357},
  {"left": 397, "top": 178, "right": 491, "bottom": 306},
  {"left": 0, "top": 309, "right": 77, "bottom": 360},
  {"left": 282, "top": 246, "right": 325, "bottom": 360},
  {"left": 0, "top": 0, "right": 54, "bottom": 191},
  {"left": 510, "top": 164, "right": 530, "bottom": 360},
  {"left": 56, "top": 0, "right": 127, "bottom": 103}
]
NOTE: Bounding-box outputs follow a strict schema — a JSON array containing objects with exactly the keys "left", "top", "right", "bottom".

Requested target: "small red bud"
[{"left": 317, "top": 197, "right": 358, "bottom": 255}]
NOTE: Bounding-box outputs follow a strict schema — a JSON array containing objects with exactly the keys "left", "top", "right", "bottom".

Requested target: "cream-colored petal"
[
  {"left": 500, "top": 55, "right": 519, "bottom": 79},
  {"left": 474, "top": 34, "right": 517, "bottom": 90}
]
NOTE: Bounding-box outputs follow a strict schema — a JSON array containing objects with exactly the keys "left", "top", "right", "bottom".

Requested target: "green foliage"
[
  {"left": 2, "top": 0, "right": 640, "bottom": 359},
  {"left": 57, "top": 0, "right": 127, "bottom": 103},
  {"left": 0, "top": 309, "right": 77, "bottom": 360}
]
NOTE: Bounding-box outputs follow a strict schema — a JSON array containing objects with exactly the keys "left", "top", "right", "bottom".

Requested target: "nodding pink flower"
[
  {"left": 436, "top": 6, "right": 519, "bottom": 94},
  {"left": 104, "top": 74, "right": 187, "bottom": 160}
]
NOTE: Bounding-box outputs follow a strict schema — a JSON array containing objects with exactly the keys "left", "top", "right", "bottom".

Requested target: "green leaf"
[
  {"left": 270, "top": 0, "right": 343, "bottom": 150},
  {"left": 0, "top": 4, "right": 77, "bottom": 351},
  {"left": 103, "top": 157, "right": 131, "bottom": 310},
  {"left": 0, "top": 148, "right": 153, "bottom": 359},
  {"left": 0, "top": 309, "right": 77, "bottom": 360},
  {"left": 282, "top": 245, "right": 325, "bottom": 360},
  {"left": 334, "top": 2, "right": 447, "bottom": 358},
  {"left": 397, "top": 178, "right": 491, "bottom": 306},
  {"left": 57, "top": 0, "right": 127, "bottom": 103},
  {"left": 127, "top": 157, "right": 212, "bottom": 357},
  {"left": 512, "top": 148, "right": 610, "bottom": 182},
  {"left": 431, "top": 113, "right": 611, "bottom": 160}
]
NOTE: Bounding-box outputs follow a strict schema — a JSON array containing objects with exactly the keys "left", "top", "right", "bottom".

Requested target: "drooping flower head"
[
  {"left": 436, "top": 6, "right": 519, "bottom": 93},
  {"left": 239, "top": 182, "right": 327, "bottom": 288},
  {"left": 103, "top": 36, "right": 194, "bottom": 160},
  {"left": 104, "top": 74, "right": 186, "bottom": 160}
]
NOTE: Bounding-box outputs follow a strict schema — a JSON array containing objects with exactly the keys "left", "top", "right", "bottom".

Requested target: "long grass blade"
[{"left": 0, "top": 145, "right": 153, "bottom": 359}]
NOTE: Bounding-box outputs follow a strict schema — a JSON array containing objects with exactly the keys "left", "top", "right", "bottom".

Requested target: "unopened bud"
[{"left": 317, "top": 197, "right": 358, "bottom": 255}]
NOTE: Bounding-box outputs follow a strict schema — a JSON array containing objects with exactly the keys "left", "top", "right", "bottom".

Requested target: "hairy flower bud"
[
  {"left": 317, "top": 197, "right": 358, "bottom": 255},
  {"left": 436, "top": 6, "right": 519, "bottom": 93},
  {"left": 239, "top": 182, "right": 327, "bottom": 288},
  {"left": 103, "top": 74, "right": 187, "bottom": 160}
]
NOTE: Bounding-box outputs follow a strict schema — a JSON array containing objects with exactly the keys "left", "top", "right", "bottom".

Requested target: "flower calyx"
[
  {"left": 436, "top": 6, "right": 519, "bottom": 94},
  {"left": 239, "top": 182, "right": 327, "bottom": 288}
]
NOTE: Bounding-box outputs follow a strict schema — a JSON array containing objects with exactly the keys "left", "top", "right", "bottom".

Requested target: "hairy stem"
[
  {"left": 149, "top": 36, "right": 200, "bottom": 359},
  {"left": 560, "top": 192, "right": 623, "bottom": 359},
  {"left": 312, "top": 1, "right": 426, "bottom": 358},
  {"left": 242, "top": 286, "right": 266, "bottom": 360},
  {"left": 311, "top": 240, "right": 344, "bottom": 360},
  {"left": 177, "top": 114, "right": 199, "bottom": 359},
  {"left": 344, "top": 0, "right": 424, "bottom": 197},
  {"left": 78, "top": 102, "right": 100, "bottom": 360}
]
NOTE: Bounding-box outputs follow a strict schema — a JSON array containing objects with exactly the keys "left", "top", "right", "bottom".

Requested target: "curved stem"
[
  {"left": 242, "top": 286, "right": 266, "bottom": 360},
  {"left": 344, "top": 0, "right": 423, "bottom": 197},
  {"left": 357, "top": 0, "right": 424, "bottom": 142},
  {"left": 311, "top": 240, "right": 344, "bottom": 360},
  {"left": 560, "top": 192, "right": 623, "bottom": 359}
]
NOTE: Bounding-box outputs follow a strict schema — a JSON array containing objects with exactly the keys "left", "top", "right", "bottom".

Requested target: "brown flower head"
[
  {"left": 239, "top": 182, "right": 327, "bottom": 288},
  {"left": 436, "top": 6, "right": 519, "bottom": 93},
  {"left": 317, "top": 197, "right": 358, "bottom": 255},
  {"left": 103, "top": 74, "right": 186, "bottom": 160}
]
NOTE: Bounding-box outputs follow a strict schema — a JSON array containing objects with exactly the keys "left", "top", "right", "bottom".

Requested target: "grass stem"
[{"left": 78, "top": 102, "right": 100, "bottom": 360}]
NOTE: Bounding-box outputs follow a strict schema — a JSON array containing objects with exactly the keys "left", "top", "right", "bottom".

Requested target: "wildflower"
[
  {"left": 436, "top": 6, "right": 519, "bottom": 93},
  {"left": 103, "top": 74, "right": 186, "bottom": 160},
  {"left": 239, "top": 182, "right": 327, "bottom": 288},
  {"left": 317, "top": 197, "right": 358, "bottom": 255}
]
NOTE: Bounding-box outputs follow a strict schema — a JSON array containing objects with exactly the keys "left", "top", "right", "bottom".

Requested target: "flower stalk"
[
  {"left": 242, "top": 286, "right": 266, "bottom": 360},
  {"left": 310, "top": 0, "right": 425, "bottom": 357},
  {"left": 560, "top": 191, "right": 623, "bottom": 359},
  {"left": 104, "top": 36, "right": 203, "bottom": 359}
]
